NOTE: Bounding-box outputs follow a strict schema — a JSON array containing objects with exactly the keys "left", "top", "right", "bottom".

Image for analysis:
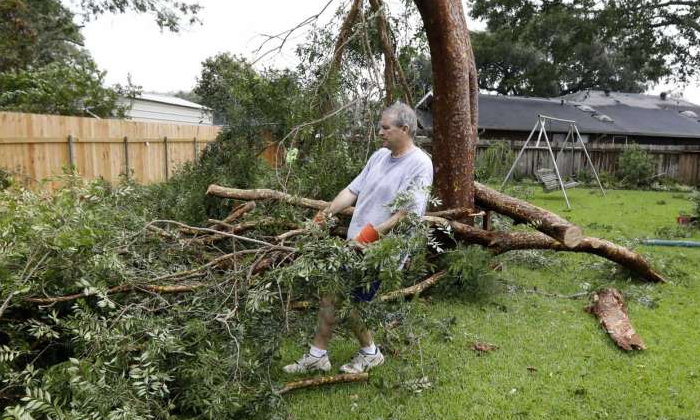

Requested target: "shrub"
[
  {"left": 475, "top": 141, "right": 515, "bottom": 182},
  {"left": 616, "top": 144, "right": 655, "bottom": 188},
  {"left": 438, "top": 245, "right": 500, "bottom": 301},
  {"left": 0, "top": 168, "right": 10, "bottom": 190}
]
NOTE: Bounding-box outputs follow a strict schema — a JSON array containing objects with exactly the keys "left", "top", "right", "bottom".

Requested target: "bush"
[
  {"left": 475, "top": 141, "right": 515, "bottom": 182},
  {"left": 616, "top": 145, "right": 655, "bottom": 188},
  {"left": 145, "top": 128, "right": 265, "bottom": 225},
  {"left": 438, "top": 245, "right": 500, "bottom": 301},
  {"left": 0, "top": 168, "right": 10, "bottom": 190}
]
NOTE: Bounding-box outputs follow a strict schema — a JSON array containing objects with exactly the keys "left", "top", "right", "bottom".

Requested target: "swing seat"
[{"left": 536, "top": 168, "right": 578, "bottom": 193}]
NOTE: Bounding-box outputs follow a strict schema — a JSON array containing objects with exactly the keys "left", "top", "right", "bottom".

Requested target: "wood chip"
[{"left": 471, "top": 342, "right": 498, "bottom": 354}]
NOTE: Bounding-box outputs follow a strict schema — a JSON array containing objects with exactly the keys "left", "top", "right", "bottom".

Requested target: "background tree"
[
  {"left": 69, "top": 0, "right": 201, "bottom": 32},
  {"left": 0, "top": 0, "right": 85, "bottom": 73},
  {"left": 0, "top": 60, "right": 139, "bottom": 117},
  {"left": 0, "top": 0, "right": 206, "bottom": 116},
  {"left": 469, "top": 0, "right": 700, "bottom": 97}
]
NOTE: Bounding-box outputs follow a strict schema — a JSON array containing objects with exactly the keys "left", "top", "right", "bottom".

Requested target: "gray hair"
[{"left": 382, "top": 101, "right": 417, "bottom": 137}]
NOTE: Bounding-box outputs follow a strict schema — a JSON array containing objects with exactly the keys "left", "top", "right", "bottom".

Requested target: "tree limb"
[{"left": 276, "top": 372, "right": 368, "bottom": 395}]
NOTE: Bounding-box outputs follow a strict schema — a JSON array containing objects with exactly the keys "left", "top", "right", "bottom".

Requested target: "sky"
[{"left": 80, "top": 0, "right": 700, "bottom": 104}]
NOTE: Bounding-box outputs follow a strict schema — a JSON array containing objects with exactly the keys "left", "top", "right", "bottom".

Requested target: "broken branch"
[
  {"left": 276, "top": 372, "right": 368, "bottom": 395},
  {"left": 25, "top": 283, "right": 207, "bottom": 304},
  {"left": 379, "top": 271, "right": 446, "bottom": 302}
]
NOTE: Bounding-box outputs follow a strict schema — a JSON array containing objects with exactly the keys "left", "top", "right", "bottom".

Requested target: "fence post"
[
  {"left": 163, "top": 136, "right": 169, "bottom": 181},
  {"left": 123, "top": 136, "right": 130, "bottom": 180},
  {"left": 67, "top": 134, "right": 75, "bottom": 168},
  {"left": 193, "top": 136, "right": 198, "bottom": 161}
]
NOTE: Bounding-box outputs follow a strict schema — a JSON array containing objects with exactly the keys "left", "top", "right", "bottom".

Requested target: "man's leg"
[
  {"left": 348, "top": 308, "right": 373, "bottom": 348},
  {"left": 340, "top": 307, "right": 384, "bottom": 373},
  {"left": 283, "top": 295, "right": 335, "bottom": 374},
  {"left": 312, "top": 295, "right": 337, "bottom": 350}
]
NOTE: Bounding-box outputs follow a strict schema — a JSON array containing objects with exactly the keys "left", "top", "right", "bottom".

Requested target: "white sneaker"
[
  {"left": 340, "top": 348, "right": 385, "bottom": 373},
  {"left": 283, "top": 353, "right": 331, "bottom": 374}
]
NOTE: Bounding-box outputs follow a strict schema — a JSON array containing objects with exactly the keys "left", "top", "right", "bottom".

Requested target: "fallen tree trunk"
[
  {"left": 206, "top": 185, "right": 663, "bottom": 282},
  {"left": 474, "top": 182, "right": 583, "bottom": 247},
  {"left": 585, "top": 288, "right": 646, "bottom": 350},
  {"left": 276, "top": 372, "right": 368, "bottom": 395},
  {"left": 425, "top": 216, "right": 665, "bottom": 283}
]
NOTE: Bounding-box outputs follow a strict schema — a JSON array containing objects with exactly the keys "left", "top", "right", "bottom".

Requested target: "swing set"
[{"left": 500, "top": 115, "right": 605, "bottom": 208}]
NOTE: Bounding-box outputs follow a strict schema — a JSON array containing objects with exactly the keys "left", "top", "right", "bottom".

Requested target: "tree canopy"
[{"left": 469, "top": 0, "right": 700, "bottom": 97}]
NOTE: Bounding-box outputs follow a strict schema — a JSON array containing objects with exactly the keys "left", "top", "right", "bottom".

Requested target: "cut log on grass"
[
  {"left": 276, "top": 372, "right": 368, "bottom": 395},
  {"left": 426, "top": 216, "right": 665, "bottom": 283},
  {"left": 585, "top": 288, "right": 646, "bottom": 351},
  {"left": 474, "top": 182, "right": 583, "bottom": 247}
]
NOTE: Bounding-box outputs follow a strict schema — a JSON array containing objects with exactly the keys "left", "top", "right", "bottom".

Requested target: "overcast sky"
[{"left": 80, "top": 0, "right": 700, "bottom": 104}]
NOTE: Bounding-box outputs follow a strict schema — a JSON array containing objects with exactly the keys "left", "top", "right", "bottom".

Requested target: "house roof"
[
  {"left": 136, "top": 93, "right": 211, "bottom": 110},
  {"left": 416, "top": 90, "right": 700, "bottom": 139}
]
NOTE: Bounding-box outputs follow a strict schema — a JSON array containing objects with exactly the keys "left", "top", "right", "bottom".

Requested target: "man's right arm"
[{"left": 326, "top": 188, "right": 357, "bottom": 216}]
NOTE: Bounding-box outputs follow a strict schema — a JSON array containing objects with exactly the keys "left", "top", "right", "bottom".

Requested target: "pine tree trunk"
[{"left": 414, "top": 0, "right": 478, "bottom": 220}]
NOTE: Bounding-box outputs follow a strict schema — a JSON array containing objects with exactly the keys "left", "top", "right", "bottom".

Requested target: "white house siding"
[{"left": 117, "top": 98, "right": 214, "bottom": 125}]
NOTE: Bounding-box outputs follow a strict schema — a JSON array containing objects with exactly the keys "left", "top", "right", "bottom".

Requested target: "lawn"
[{"left": 280, "top": 187, "right": 700, "bottom": 419}]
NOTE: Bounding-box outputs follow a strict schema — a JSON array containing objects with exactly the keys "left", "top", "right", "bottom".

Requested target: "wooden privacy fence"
[
  {"left": 476, "top": 140, "right": 700, "bottom": 186},
  {"left": 0, "top": 112, "right": 222, "bottom": 186}
]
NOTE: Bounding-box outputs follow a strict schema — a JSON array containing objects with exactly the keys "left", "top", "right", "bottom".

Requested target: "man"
[{"left": 283, "top": 102, "right": 433, "bottom": 374}]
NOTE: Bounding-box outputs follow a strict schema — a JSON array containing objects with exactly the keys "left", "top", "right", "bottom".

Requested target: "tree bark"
[
  {"left": 425, "top": 216, "right": 665, "bottom": 283},
  {"left": 368, "top": 0, "right": 395, "bottom": 105},
  {"left": 330, "top": 0, "right": 364, "bottom": 74},
  {"left": 585, "top": 288, "right": 646, "bottom": 350},
  {"left": 414, "top": 0, "right": 478, "bottom": 217},
  {"left": 474, "top": 182, "right": 583, "bottom": 247}
]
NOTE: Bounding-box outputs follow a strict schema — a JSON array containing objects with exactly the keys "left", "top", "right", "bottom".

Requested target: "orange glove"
[
  {"left": 353, "top": 223, "right": 380, "bottom": 244},
  {"left": 313, "top": 209, "right": 327, "bottom": 226}
]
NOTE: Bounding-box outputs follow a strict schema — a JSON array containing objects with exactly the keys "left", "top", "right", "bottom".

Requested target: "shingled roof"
[{"left": 415, "top": 90, "right": 700, "bottom": 139}]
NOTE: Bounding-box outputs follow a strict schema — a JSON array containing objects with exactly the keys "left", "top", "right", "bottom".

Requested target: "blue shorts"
[
  {"left": 350, "top": 254, "right": 410, "bottom": 303},
  {"left": 351, "top": 280, "right": 382, "bottom": 303}
]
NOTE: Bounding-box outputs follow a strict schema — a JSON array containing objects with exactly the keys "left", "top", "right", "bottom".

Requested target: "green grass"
[{"left": 279, "top": 188, "right": 700, "bottom": 419}]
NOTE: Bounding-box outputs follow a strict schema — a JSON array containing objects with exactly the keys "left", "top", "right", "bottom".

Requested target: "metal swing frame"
[{"left": 500, "top": 115, "right": 605, "bottom": 208}]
